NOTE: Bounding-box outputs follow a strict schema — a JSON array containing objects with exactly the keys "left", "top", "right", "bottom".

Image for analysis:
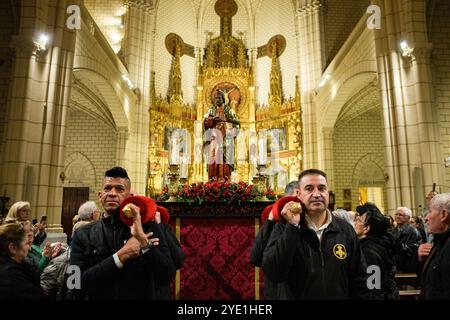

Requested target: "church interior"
[{"left": 0, "top": 0, "right": 449, "bottom": 300}]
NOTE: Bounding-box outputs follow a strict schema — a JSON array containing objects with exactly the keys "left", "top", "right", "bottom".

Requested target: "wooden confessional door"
[{"left": 61, "top": 187, "right": 89, "bottom": 237}]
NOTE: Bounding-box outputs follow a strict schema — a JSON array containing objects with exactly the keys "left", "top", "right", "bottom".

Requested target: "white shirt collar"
[{"left": 305, "top": 210, "right": 332, "bottom": 241}]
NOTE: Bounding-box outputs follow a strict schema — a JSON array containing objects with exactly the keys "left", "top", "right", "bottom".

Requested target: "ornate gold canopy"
[{"left": 147, "top": 0, "right": 302, "bottom": 196}]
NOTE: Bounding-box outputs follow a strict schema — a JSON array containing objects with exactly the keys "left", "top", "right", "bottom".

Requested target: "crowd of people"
[
  {"left": 251, "top": 169, "right": 450, "bottom": 300},
  {"left": 0, "top": 167, "right": 184, "bottom": 300},
  {"left": 0, "top": 166, "right": 449, "bottom": 300}
]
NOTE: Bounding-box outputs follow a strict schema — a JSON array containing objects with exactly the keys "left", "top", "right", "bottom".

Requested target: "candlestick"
[
  {"left": 252, "top": 164, "right": 269, "bottom": 202},
  {"left": 166, "top": 164, "right": 180, "bottom": 202}
]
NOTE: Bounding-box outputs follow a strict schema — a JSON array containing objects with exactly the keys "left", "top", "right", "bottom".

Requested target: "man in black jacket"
[
  {"left": 391, "top": 207, "right": 421, "bottom": 273},
  {"left": 154, "top": 212, "right": 185, "bottom": 299},
  {"left": 70, "top": 167, "right": 175, "bottom": 300},
  {"left": 418, "top": 193, "right": 450, "bottom": 300},
  {"left": 262, "top": 169, "right": 369, "bottom": 299},
  {"left": 250, "top": 180, "right": 299, "bottom": 299}
]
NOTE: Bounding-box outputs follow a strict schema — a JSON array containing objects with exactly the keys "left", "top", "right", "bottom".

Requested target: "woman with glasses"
[
  {"left": 354, "top": 203, "right": 399, "bottom": 300},
  {"left": 5, "top": 201, "right": 47, "bottom": 246},
  {"left": 5, "top": 201, "right": 31, "bottom": 222},
  {"left": 0, "top": 222, "right": 46, "bottom": 299}
]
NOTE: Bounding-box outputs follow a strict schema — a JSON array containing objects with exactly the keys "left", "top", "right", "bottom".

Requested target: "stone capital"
[
  {"left": 123, "top": 0, "right": 155, "bottom": 13},
  {"left": 10, "top": 35, "right": 40, "bottom": 57},
  {"left": 412, "top": 42, "right": 433, "bottom": 62},
  {"left": 297, "top": 0, "right": 322, "bottom": 15},
  {"left": 399, "top": 42, "right": 433, "bottom": 64}
]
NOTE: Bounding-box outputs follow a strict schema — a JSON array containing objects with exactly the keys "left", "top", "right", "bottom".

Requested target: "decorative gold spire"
[
  {"left": 215, "top": 0, "right": 237, "bottom": 37},
  {"left": 203, "top": 0, "right": 247, "bottom": 69},
  {"left": 269, "top": 41, "right": 282, "bottom": 105},
  {"left": 169, "top": 44, "right": 183, "bottom": 103},
  {"left": 196, "top": 47, "right": 203, "bottom": 85},
  {"left": 295, "top": 75, "right": 301, "bottom": 107},
  {"left": 150, "top": 71, "right": 156, "bottom": 108}
]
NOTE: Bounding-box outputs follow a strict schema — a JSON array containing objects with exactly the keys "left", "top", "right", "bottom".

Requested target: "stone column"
[
  {"left": 295, "top": 0, "right": 325, "bottom": 169},
  {"left": 116, "top": 127, "right": 129, "bottom": 167},
  {"left": 319, "top": 127, "right": 335, "bottom": 189},
  {"left": 122, "top": 0, "right": 155, "bottom": 194},
  {"left": 1, "top": 0, "right": 77, "bottom": 238},
  {"left": 374, "top": 0, "right": 442, "bottom": 214}
]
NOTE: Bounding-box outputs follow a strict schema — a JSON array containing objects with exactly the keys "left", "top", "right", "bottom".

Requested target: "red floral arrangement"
[{"left": 157, "top": 180, "right": 277, "bottom": 204}]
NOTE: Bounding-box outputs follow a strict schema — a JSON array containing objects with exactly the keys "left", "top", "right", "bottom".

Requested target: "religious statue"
[{"left": 203, "top": 90, "right": 240, "bottom": 181}]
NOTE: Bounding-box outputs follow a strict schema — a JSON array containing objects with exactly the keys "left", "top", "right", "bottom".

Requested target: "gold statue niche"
[{"left": 147, "top": 0, "right": 303, "bottom": 196}]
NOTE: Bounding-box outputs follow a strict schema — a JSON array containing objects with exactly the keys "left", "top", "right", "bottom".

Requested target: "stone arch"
[
  {"left": 316, "top": 20, "right": 379, "bottom": 129},
  {"left": 63, "top": 152, "right": 97, "bottom": 200},
  {"left": 352, "top": 153, "right": 386, "bottom": 188},
  {"left": 335, "top": 80, "right": 381, "bottom": 127},
  {"left": 72, "top": 68, "right": 128, "bottom": 129},
  {"left": 320, "top": 71, "right": 378, "bottom": 128},
  {"left": 351, "top": 153, "right": 387, "bottom": 211}
]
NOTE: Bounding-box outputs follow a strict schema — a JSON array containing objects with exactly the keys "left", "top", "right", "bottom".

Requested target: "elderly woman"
[
  {"left": 21, "top": 220, "right": 60, "bottom": 273},
  {"left": 5, "top": 201, "right": 31, "bottom": 222},
  {"left": 0, "top": 223, "right": 46, "bottom": 299},
  {"left": 5, "top": 201, "right": 46, "bottom": 246}
]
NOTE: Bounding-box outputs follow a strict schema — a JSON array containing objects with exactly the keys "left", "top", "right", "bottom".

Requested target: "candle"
[
  {"left": 258, "top": 133, "right": 267, "bottom": 165},
  {"left": 180, "top": 163, "right": 188, "bottom": 178},
  {"left": 169, "top": 136, "right": 180, "bottom": 165}
]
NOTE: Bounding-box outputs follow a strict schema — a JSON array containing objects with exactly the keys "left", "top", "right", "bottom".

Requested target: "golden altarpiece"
[{"left": 147, "top": 0, "right": 302, "bottom": 197}]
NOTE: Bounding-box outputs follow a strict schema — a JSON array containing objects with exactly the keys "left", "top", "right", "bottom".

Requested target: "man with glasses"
[{"left": 391, "top": 207, "right": 421, "bottom": 273}]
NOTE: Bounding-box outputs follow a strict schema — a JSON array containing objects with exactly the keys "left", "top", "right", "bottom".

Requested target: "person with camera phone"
[{"left": 32, "top": 215, "right": 47, "bottom": 246}]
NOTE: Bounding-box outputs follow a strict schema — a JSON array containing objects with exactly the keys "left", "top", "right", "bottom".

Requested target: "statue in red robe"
[{"left": 203, "top": 90, "right": 240, "bottom": 181}]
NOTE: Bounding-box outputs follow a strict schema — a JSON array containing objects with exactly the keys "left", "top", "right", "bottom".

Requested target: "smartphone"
[
  {"left": 432, "top": 183, "right": 436, "bottom": 193},
  {"left": 40, "top": 215, "right": 47, "bottom": 224}
]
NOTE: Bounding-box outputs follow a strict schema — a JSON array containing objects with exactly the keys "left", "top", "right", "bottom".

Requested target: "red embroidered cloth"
[{"left": 176, "top": 217, "right": 256, "bottom": 299}]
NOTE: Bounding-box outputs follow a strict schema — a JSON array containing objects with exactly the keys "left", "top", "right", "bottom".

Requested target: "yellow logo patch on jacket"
[{"left": 333, "top": 244, "right": 347, "bottom": 260}]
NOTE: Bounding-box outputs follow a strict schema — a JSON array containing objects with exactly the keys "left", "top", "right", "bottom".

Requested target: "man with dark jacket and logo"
[
  {"left": 354, "top": 203, "right": 399, "bottom": 300},
  {"left": 418, "top": 193, "right": 450, "bottom": 300},
  {"left": 262, "top": 169, "right": 369, "bottom": 299},
  {"left": 70, "top": 167, "right": 175, "bottom": 299}
]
